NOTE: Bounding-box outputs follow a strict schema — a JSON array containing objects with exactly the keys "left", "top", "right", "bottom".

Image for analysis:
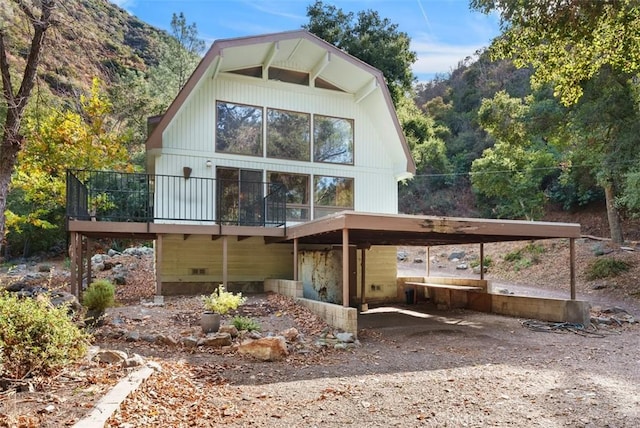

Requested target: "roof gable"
[{"left": 146, "top": 30, "right": 415, "bottom": 176}]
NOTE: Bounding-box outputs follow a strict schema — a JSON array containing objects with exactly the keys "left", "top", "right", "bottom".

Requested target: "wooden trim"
[
  {"left": 480, "top": 243, "right": 484, "bottom": 280},
  {"left": 155, "top": 235, "right": 163, "bottom": 295}
]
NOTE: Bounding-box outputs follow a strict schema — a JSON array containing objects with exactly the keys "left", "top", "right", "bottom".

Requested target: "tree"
[
  {"left": 0, "top": 0, "right": 56, "bottom": 255},
  {"left": 304, "top": 0, "right": 416, "bottom": 105},
  {"left": 6, "top": 78, "right": 132, "bottom": 257},
  {"left": 471, "top": 0, "right": 640, "bottom": 242},
  {"left": 471, "top": 91, "right": 556, "bottom": 220},
  {"left": 148, "top": 12, "right": 205, "bottom": 111},
  {"left": 471, "top": 0, "right": 640, "bottom": 105}
]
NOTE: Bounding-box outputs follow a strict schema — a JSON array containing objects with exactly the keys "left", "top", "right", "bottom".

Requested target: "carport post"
[
  {"left": 570, "top": 238, "right": 576, "bottom": 300},
  {"left": 342, "top": 228, "right": 349, "bottom": 307},
  {"left": 480, "top": 243, "right": 485, "bottom": 280}
]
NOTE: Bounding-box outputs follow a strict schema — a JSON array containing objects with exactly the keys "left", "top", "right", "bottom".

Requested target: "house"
[
  {"left": 66, "top": 30, "right": 585, "bottom": 332},
  {"left": 68, "top": 30, "right": 415, "bottom": 302}
]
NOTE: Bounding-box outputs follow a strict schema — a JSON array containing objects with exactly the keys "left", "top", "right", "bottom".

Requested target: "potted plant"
[{"left": 201, "top": 285, "right": 246, "bottom": 333}]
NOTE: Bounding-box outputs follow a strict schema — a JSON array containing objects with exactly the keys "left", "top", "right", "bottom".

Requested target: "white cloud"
[{"left": 410, "top": 35, "right": 492, "bottom": 81}]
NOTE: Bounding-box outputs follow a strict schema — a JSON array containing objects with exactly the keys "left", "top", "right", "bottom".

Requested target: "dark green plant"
[
  {"left": 82, "top": 279, "right": 116, "bottom": 312},
  {"left": 585, "top": 258, "right": 631, "bottom": 281},
  {"left": 0, "top": 292, "right": 90, "bottom": 379},
  {"left": 231, "top": 316, "right": 261, "bottom": 332}
]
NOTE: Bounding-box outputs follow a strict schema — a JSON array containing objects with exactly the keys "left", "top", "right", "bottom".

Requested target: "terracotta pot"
[{"left": 201, "top": 312, "right": 221, "bottom": 333}]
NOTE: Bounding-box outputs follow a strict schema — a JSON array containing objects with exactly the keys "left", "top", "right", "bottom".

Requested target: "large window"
[
  {"left": 268, "top": 172, "right": 310, "bottom": 221},
  {"left": 216, "top": 102, "right": 263, "bottom": 156},
  {"left": 267, "top": 109, "right": 310, "bottom": 161},
  {"left": 314, "top": 175, "right": 354, "bottom": 218},
  {"left": 313, "top": 115, "right": 354, "bottom": 164}
]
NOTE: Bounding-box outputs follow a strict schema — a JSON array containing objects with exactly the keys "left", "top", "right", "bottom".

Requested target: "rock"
[
  {"left": 413, "top": 257, "right": 424, "bottom": 264},
  {"left": 125, "top": 354, "right": 146, "bottom": 368},
  {"left": 456, "top": 263, "right": 468, "bottom": 270},
  {"left": 279, "top": 327, "right": 299, "bottom": 342},
  {"left": 107, "top": 249, "right": 120, "bottom": 257},
  {"left": 335, "top": 332, "right": 355, "bottom": 343},
  {"left": 448, "top": 251, "right": 466, "bottom": 261},
  {"left": 158, "top": 334, "right": 179, "bottom": 347},
  {"left": 141, "top": 334, "right": 157, "bottom": 343},
  {"left": 397, "top": 251, "right": 408, "bottom": 261},
  {"left": 126, "top": 330, "right": 140, "bottom": 342},
  {"left": 113, "top": 273, "right": 127, "bottom": 285},
  {"left": 93, "top": 262, "right": 105, "bottom": 272},
  {"left": 49, "top": 291, "right": 82, "bottom": 312},
  {"left": 199, "top": 332, "right": 232, "bottom": 347},
  {"left": 238, "top": 336, "right": 288, "bottom": 361},
  {"left": 181, "top": 336, "right": 199, "bottom": 348},
  {"left": 219, "top": 325, "right": 239, "bottom": 337},
  {"left": 123, "top": 247, "right": 154, "bottom": 257},
  {"left": 591, "top": 283, "right": 607, "bottom": 290},
  {"left": 93, "top": 349, "right": 128, "bottom": 365}
]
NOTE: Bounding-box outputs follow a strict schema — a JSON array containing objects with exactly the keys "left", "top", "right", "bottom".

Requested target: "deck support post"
[
  {"left": 342, "top": 228, "right": 349, "bottom": 307},
  {"left": 155, "top": 235, "right": 163, "bottom": 295},
  {"left": 570, "top": 238, "right": 576, "bottom": 300},
  {"left": 222, "top": 236, "right": 228, "bottom": 288},
  {"left": 293, "top": 238, "right": 298, "bottom": 281},
  {"left": 85, "top": 237, "right": 91, "bottom": 291},
  {"left": 360, "top": 248, "right": 366, "bottom": 306},
  {"left": 69, "top": 232, "right": 81, "bottom": 298}
]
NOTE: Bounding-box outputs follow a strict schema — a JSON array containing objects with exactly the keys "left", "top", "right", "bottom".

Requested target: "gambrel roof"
[{"left": 146, "top": 29, "right": 416, "bottom": 176}]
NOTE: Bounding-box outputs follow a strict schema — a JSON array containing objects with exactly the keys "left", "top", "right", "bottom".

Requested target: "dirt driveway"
[{"left": 84, "top": 293, "right": 639, "bottom": 428}]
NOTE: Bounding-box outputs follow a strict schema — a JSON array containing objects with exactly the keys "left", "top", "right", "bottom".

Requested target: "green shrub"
[
  {"left": 504, "top": 250, "right": 522, "bottom": 262},
  {"left": 82, "top": 279, "right": 115, "bottom": 312},
  {"left": 202, "top": 285, "right": 246, "bottom": 314},
  {"left": 470, "top": 256, "right": 493, "bottom": 269},
  {"left": 0, "top": 292, "right": 90, "bottom": 379},
  {"left": 232, "top": 316, "right": 261, "bottom": 332},
  {"left": 585, "top": 258, "right": 631, "bottom": 280}
]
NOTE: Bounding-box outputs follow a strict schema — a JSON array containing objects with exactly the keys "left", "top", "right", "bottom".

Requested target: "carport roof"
[{"left": 275, "top": 211, "right": 581, "bottom": 247}]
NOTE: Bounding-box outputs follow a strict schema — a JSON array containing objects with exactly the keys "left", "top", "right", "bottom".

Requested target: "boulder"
[
  {"left": 279, "top": 327, "right": 299, "bottom": 342},
  {"left": 93, "top": 349, "right": 128, "bottom": 365},
  {"left": 199, "top": 332, "right": 232, "bottom": 347},
  {"left": 448, "top": 251, "right": 466, "bottom": 261},
  {"left": 238, "top": 336, "right": 288, "bottom": 361},
  {"left": 219, "top": 325, "right": 239, "bottom": 337}
]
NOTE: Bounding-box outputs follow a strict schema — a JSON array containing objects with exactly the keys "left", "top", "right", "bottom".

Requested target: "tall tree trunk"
[
  {"left": 0, "top": 0, "right": 56, "bottom": 256},
  {"left": 604, "top": 182, "right": 624, "bottom": 245}
]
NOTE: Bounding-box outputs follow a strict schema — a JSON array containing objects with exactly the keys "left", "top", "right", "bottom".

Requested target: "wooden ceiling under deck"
[{"left": 273, "top": 211, "right": 582, "bottom": 247}]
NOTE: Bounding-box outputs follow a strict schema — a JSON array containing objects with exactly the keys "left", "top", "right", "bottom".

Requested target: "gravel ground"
[{"left": 2, "top": 238, "right": 640, "bottom": 427}]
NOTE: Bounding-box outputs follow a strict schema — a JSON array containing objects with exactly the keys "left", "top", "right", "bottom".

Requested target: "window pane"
[
  {"left": 313, "top": 115, "right": 354, "bottom": 164},
  {"left": 269, "top": 172, "right": 310, "bottom": 221},
  {"left": 314, "top": 176, "right": 354, "bottom": 210},
  {"left": 216, "top": 102, "right": 262, "bottom": 156},
  {"left": 267, "top": 109, "right": 310, "bottom": 161}
]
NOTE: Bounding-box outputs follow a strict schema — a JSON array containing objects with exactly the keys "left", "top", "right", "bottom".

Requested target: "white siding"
[{"left": 157, "top": 74, "right": 401, "bottom": 215}]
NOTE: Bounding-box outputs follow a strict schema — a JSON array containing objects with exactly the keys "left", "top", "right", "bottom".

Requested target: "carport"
[{"left": 275, "top": 211, "right": 582, "bottom": 308}]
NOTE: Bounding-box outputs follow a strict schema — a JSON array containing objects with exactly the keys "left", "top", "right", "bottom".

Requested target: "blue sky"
[{"left": 110, "top": 0, "right": 501, "bottom": 82}]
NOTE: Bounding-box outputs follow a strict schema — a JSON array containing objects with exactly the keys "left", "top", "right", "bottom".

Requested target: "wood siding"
[
  {"left": 160, "top": 235, "right": 293, "bottom": 282},
  {"left": 157, "top": 74, "right": 402, "bottom": 217}
]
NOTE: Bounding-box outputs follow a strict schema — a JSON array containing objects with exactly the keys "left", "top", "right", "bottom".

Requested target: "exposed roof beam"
[
  {"left": 287, "top": 38, "right": 304, "bottom": 62},
  {"left": 262, "top": 42, "right": 279, "bottom": 80},
  {"left": 211, "top": 54, "right": 223, "bottom": 79},
  {"left": 310, "top": 51, "right": 330, "bottom": 83},
  {"left": 355, "top": 78, "right": 378, "bottom": 103}
]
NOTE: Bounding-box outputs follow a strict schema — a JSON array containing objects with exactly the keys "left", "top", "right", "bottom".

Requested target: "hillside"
[{"left": 3, "top": 0, "right": 173, "bottom": 96}]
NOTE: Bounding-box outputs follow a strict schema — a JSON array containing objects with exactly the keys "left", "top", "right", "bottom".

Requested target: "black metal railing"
[{"left": 66, "top": 170, "right": 286, "bottom": 227}]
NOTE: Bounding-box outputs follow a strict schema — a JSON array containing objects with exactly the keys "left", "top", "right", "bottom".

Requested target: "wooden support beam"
[
  {"left": 155, "top": 235, "right": 163, "bottom": 296},
  {"left": 480, "top": 243, "right": 485, "bottom": 280},
  {"left": 570, "top": 238, "right": 576, "bottom": 300},
  {"left": 293, "top": 238, "right": 298, "bottom": 281},
  {"left": 342, "top": 228, "right": 349, "bottom": 307},
  {"left": 360, "top": 248, "right": 366, "bottom": 305},
  {"left": 211, "top": 235, "right": 221, "bottom": 241},
  {"left": 222, "top": 236, "right": 228, "bottom": 288},
  {"left": 85, "top": 237, "right": 92, "bottom": 291},
  {"left": 69, "top": 232, "right": 79, "bottom": 298},
  {"left": 237, "top": 236, "right": 251, "bottom": 241}
]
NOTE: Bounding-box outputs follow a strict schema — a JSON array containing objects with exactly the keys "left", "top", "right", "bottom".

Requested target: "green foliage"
[
  {"left": 231, "top": 316, "right": 262, "bottom": 332},
  {"left": 0, "top": 292, "right": 90, "bottom": 379},
  {"left": 503, "top": 243, "right": 545, "bottom": 271},
  {"left": 585, "top": 258, "right": 631, "bottom": 281},
  {"left": 304, "top": 0, "right": 416, "bottom": 105},
  {"left": 202, "top": 285, "right": 246, "bottom": 315},
  {"left": 82, "top": 279, "right": 116, "bottom": 312},
  {"left": 471, "top": 0, "right": 640, "bottom": 106},
  {"left": 470, "top": 255, "right": 493, "bottom": 268}
]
